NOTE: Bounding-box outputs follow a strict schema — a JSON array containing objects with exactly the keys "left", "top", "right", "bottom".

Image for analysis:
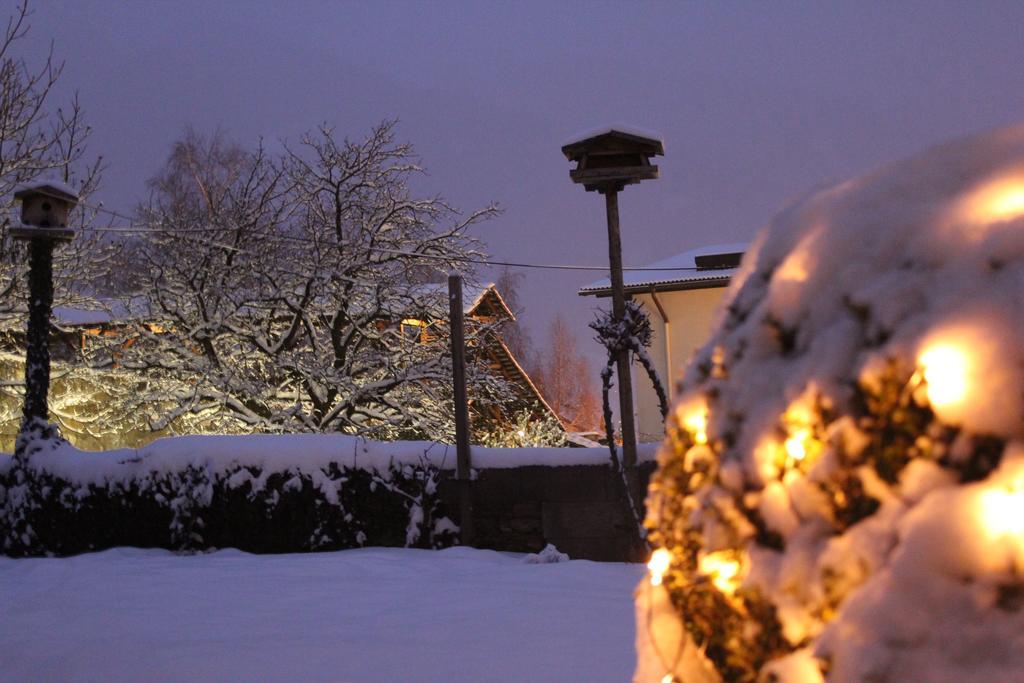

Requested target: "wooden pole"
[
  {"left": 603, "top": 189, "right": 639, "bottom": 469},
  {"left": 15, "top": 237, "right": 58, "bottom": 460},
  {"left": 448, "top": 274, "right": 474, "bottom": 545}
]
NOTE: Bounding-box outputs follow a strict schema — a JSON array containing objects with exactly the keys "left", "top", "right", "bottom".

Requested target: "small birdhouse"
[
  {"left": 10, "top": 180, "right": 79, "bottom": 241},
  {"left": 561, "top": 127, "right": 664, "bottom": 193}
]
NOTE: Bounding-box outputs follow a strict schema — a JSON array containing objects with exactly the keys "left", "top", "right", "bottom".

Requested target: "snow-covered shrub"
[
  {"left": 477, "top": 410, "right": 567, "bottom": 448},
  {"left": 637, "top": 125, "right": 1024, "bottom": 682},
  {"left": 0, "top": 439, "right": 457, "bottom": 557}
]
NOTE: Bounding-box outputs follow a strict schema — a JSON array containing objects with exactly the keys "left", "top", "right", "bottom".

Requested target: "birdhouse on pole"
[
  {"left": 561, "top": 127, "right": 664, "bottom": 194},
  {"left": 11, "top": 180, "right": 79, "bottom": 242}
]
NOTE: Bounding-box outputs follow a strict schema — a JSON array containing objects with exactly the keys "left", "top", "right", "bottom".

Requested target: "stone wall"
[{"left": 438, "top": 463, "right": 655, "bottom": 563}]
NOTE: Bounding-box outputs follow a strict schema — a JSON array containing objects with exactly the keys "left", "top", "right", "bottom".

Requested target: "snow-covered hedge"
[
  {"left": 0, "top": 435, "right": 469, "bottom": 556},
  {"left": 1, "top": 433, "right": 646, "bottom": 557},
  {"left": 637, "top": 125, "right": 1024, "bottom": 682}
]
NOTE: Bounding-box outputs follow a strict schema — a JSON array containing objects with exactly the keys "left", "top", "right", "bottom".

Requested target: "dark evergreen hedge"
[{"left": 0, "top": 456, "right": 458, "bottom": 557}]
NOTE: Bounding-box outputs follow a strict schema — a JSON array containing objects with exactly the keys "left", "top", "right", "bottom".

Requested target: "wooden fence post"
[{"left": 449, "top": 274, "right": 474, "bottom": 545}]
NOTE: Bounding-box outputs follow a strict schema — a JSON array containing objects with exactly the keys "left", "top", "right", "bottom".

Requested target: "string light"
[
  {"left": 684, "top": 412, "right": 708, "bottom": 445},
  {"left": 978, "top": 484, "right": 1024, "bottom": 539},
  {"left": 677, "top": 400, "right": 709, "bottom": 446},
  {"left": 918, "top": 342, "right": 970, "bottom": 410},
  {"left": 698, "top": 551, "right": 742, "bottom": 595},
  {"left": 784, "top": 426, "right": 811, "bottom": 462},
  {"left": 647, "top": 548, "right": 672, "bottom": 587},
  {"left": 955, "top": 173, "right": 1024, "bottom": 225},
  {"left": 778, "top": 404, "right": 820, "bottom": 470}
]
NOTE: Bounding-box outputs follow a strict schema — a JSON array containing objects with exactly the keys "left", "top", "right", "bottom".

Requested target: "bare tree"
[
  {"left": 0, "top": 2, "right": 108, "bottom": 328},
  {"left": 0, "top": 2, "right": 112, "bottom": 432},
  {"left": 493, "top": 267, "right": 533, "bottom": 368},
  {"left": 109, "top": 122, "right": 507, "bottom": 440},
  {"left": 533, "top": 313, "right": 600, "bottom": 433}
]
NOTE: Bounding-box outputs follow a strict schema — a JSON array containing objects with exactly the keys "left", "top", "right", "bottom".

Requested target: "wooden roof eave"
[
  {"left": 467, "top": 285, "right": 516, "bottom": 321},
  {"left": 579, "top": 275, "right": 733, "bottom": 298},
  {"left": 490, "top": 335, "right": 564, "bottom": 430}
]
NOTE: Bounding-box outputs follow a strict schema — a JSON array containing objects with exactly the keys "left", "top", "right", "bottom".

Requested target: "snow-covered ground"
[{"left": 0, "top": 546, "right": 643, "bottom": 682}]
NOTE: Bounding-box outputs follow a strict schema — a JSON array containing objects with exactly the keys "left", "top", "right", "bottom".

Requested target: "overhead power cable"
[{"left": 76, "top": 201, "right": 707, "bottom": 273}]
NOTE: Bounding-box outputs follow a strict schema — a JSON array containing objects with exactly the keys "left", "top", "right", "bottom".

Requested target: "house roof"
[
  {"left": 52, "top": 297, "right": 151, "bottom": 327},
  {"left": 489, "top": 335, "right": 562, "bottom": 427},
  {"left": 409, "top": 282, "right": 515, "bottom": 320},
  {"left": 578, "top": 243, "right": 748, "bottom": 297}
]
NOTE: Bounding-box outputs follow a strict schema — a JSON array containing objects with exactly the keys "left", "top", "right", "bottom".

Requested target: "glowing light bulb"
[
  {"left": 958, "top": 175, "right": 1024, "bottom": 224},
  {"left": 683, "top": 411, "right": 708, "bottom": 445},
  {"left": 647, "top": 548, "right": 672, "bottom": 586},
  {"left": 918, "top": 343, "right": 970, "bottom": 409},
  {"left": 661, "top": 675, "right": 675, "bottom": 683},
  {"left": 698, "top": 551, "right": 742, "bottom": 595},
  {"left": 986, "top": 187, "right": 1024, "bottom": 221},
  {"left": 978, "top": 487, "right": 1024, "bottom": 538},
  {"left": 776, "top": 249, "right": 811, "bottom": 283},
  {"left": 784, "top": 427, "right": 811, "bottom": 462}
]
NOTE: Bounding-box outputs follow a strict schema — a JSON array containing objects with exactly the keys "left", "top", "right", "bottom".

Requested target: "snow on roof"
[
  {"left": 561, "top": 124, "right": 665, "bottom": 149},
  {"left": 53, "top": 307, "right": 112, "bottom": 326},
  {"left": 411, "top": 281, "right": 514, "bottom": 318},
  {"left": 13, "top": 176, "right": 78, "bottom": 201},
  {"left": 578, "top": 242, "right": 748, "bottom": 296},
  {"left": 52, "top": 297, "right": 151, "bottom": 327}
]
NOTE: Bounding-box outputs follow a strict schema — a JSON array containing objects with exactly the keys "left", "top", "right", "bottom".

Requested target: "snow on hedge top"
[
  {"left": 0, "top": 433, "right": 657, "bottom": 485},
  {"left": 686, "top": 123, "right": 1024, "bottom": 450}
]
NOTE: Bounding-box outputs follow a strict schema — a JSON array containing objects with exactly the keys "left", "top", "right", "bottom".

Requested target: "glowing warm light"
[
  {"left": 698, "top": 551, "right": 742, "bottom": 595},
  {"left": 784, "top": 427, "right": 811, "bottom": 462},
  {"left": 711, "top": 345, "right": 727, "bottom": 378},
  {"left": 774, "top": 226, "right": 823, "bottom": 284},
  {"left": 777, "top": 403, "right": 819, "bottom": 470},
  {"left": 660, "top": 675, "right": 675, "bottom": 683},
  {"left": 776, "top": 249, "right": 811, "bottom": 283},
  {"left": 918, "top": 343, "right": 970, "bottom": 409},
  {"left": 647, "top": 548, "right": 672, "bottom": 586},
  {"left": 987, "top": 187, "right": 1024, "bottom": 220},
  {"left": 958, "top": 175, "right": 1024, "bottom": 224},
  {"left": 978, "top": 487, "right": 1024, "bottom": 538},
  {"left": 683, "top": 411, "right": 708, "bottom": 445}
]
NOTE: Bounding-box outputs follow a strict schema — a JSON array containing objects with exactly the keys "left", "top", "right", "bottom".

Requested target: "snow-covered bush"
[
  {"left": 0, "top": 436, "right": 457, "bottom": 556},
  {"left": 477, "top": 410, "right": 567, "bottom": 448},
  {"left": 636, "top": 125, "right": 1024, "bottom": 682}
]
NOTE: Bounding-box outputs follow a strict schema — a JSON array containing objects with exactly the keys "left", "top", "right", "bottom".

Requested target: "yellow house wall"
[{"left": 631, "top": 286, "right": 729, "bottom": 442}]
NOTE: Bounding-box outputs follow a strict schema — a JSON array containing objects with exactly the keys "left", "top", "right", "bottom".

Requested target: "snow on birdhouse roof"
[
  {"left": 13, "top": 177, "right": 78, "bottom": 202},
  {"left": 562, "top": 123, "right": 665, "bottom": 149},
  {"left": 578, "top": 242, "right": 748, "bottom": 297}
]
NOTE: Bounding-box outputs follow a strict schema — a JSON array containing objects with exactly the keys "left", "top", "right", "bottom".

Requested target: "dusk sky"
[{"left": 19, "top": 0, "right": 1024, "bottom": 367}]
